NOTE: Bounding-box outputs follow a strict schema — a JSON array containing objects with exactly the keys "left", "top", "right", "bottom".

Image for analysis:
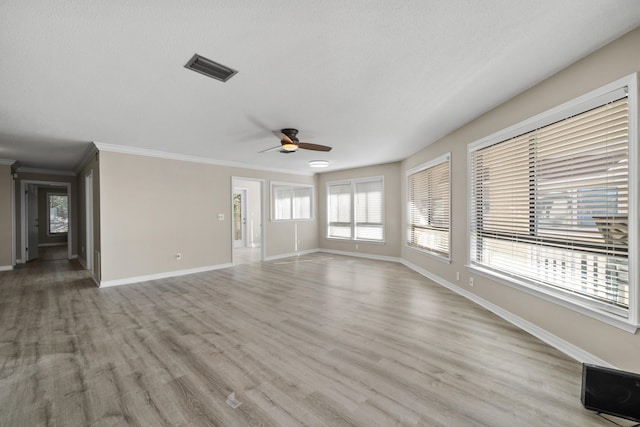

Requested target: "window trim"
[
  {"left": 406, "top": 153, "right": 451, "bottom": 262},
  {"left": 467, "top": 73, "right": 638, "bottom": 332},
  {"left": 326, "top": 176, "right": 385, "bottom": 243},
  {"left": 270, "top": 181, "right": 314, "bottom": 221},
  {"left": 47, "top": 191, "right": 69, "bottom": 236}
]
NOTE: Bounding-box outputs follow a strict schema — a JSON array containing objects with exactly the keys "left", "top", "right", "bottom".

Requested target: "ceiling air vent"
[{"left": 184, "top": 54, "right": 238, "bottom": 82}]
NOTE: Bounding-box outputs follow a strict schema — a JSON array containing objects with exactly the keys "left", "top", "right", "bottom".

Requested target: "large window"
[
  {"left": 469, "top": 76, "right": 636, "bottom": 328},
  {"left": 271, "top": 182, "right": 313, "bottom": 220},
  {"left": 407, "top": 153, "right": 450, "bottom": 259},
  {"left": 48, "top": 193, "right": 68, "bottom": 234},
  {"left": 327, "top": 176, "right": 384, "bottom": 241}
]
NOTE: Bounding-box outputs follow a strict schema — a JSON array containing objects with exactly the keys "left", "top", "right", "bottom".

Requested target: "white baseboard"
[
  {"left": 99, "top": 263, "right": 233, "bottom": 288},
  {"left": 401, "top": 259, "right": 614, "bottom": 368},
  {"left": 70, "top": 254, "right": 78, "bottom": 260},
  {"left": 319, "top": 248, "right": 402, "bottom": 264},
  {"left": 0, "top": 265, "right": 13, "bottom": 272},
  {"left": 264, "top": 248, "right": 319, "bottom": 262}
]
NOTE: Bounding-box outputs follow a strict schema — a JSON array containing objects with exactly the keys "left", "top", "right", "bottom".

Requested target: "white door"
[
  {"left": 233, "top": 189, "right": 247, "bottom": 248},
  {"left": 85, "top": 172, "right": 94, "bottom": 273},
  {"left": 26, "top": 184, "right": 39, "bottom": 261}
]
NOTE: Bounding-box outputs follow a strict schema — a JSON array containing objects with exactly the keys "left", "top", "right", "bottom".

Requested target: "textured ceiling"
[{"left": 1, "top": 1, "right": 639, "bottom": 174}]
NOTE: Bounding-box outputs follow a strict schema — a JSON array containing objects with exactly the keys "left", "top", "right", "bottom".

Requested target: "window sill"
[
  {"left": 325, "top": 237, "right": 386, "bottom": 245},
  {"left": 270, "top": 218, "right": 314, "bottom": 222},
  {"left": 467, "top": 264, "right": 638, "bottom": 334}
]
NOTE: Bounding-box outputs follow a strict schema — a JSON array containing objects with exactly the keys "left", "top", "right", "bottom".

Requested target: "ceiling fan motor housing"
[{"left": 281, "top": 128, "right": 299, "bottom": 142}]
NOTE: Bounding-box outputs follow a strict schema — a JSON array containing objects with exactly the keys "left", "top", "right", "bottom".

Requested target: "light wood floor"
[{"left": 0, "top": 253, "right": 611, "bottom": 426}]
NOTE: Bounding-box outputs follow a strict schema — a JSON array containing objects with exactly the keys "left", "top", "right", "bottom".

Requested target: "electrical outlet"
[
  {"left": 456, "top": 272, "right": 460, "bottom": 281},
  {"left": 469, "top": 277, "right": 474, "bottom": 287},
  {"left": 355, "top": 244, "right": 359, "bottom": 249}
]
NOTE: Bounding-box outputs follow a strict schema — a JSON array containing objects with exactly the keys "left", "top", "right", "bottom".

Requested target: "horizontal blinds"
[
  {"left": 292, "top": 187, "right": 312, "bottom": 219},
  {"left": 470, "top": 96, "right": 629, "bottom": 309},
  {"left": 355, "top": 178, "right": 384, "bottom": 241},
  {"left": 408, "top": 159, "right": 450, "bottom": 256},
  {"left": 273, "top": 185, "right": 312, "bottom": 220},
  {"left": 328, "top": 182, "right": 352, "bottom": 238},
  {"left": 274, "top": 187, "right": 292, "bottom": 220}
]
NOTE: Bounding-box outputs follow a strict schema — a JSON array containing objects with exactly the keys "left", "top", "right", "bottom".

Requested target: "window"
[
  {"left": 271, "top": 182, "right": 313, "bottom": 220},
  {"left": 469, "top": 75, "right": 637, "bottom": 328},
  {"left": 327, "top": 177, "right": 384, "bottom": 241},
  {"left": 407, "top": 153, "right": 450, "bottom": 259},
  {"left": 48, "top": 193, "right": 68, "bottom": 234}
]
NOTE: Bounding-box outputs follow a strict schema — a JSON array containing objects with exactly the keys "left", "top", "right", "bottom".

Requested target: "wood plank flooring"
[{"left": 0, "top": 253, "right": 611, "bottom": 426}]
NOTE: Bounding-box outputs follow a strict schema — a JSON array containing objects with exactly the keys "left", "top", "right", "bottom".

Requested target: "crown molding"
[
  {"left": 93, "top": 142, "right": 315, "bottom": 177},
  {"left": 15, "top": 167, "right": 76, "bottom": 176},
  {"left": 74, "top": 143, "right": 99, "bottom": 174}
]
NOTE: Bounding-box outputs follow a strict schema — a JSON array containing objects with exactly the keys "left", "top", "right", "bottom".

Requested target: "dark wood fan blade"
[{"left": 298, "top": 142, "right": 332, "bottom": 152}]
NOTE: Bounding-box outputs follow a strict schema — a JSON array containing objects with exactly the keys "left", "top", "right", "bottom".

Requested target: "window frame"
[
  {"left": 47, "top": 192, "right": 69, "bottom": 236},
  {"left": 467, "top": 73, "right": 638, "bottom": 332},
  {"left": 270, "top": 181, "right": 314, "bottom": 221},
  {"left": 326, "top": 176, "right": 385, "bottom": 242},
  {"left": 406, "top": 153, "right": 451, "bottom": 261}
]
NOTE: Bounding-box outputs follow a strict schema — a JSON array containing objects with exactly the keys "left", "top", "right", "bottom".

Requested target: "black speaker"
[{"left": 581, "top": 363, "right": 640, "bottom": 422}]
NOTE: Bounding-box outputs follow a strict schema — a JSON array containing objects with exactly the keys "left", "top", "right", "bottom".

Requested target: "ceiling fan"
[{"left": 260, "top": 128, "right": 332, "bottom": 153}]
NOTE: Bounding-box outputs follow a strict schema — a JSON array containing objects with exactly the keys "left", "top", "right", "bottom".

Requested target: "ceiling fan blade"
[
  {"left": 298, "top": 142, "right": 332, "bottom": 152},
  {"left": 272, "top": 130, "right": 294, "bottom": 144},
  {"left": 258, "top": 145, "right": 283, "bottom": 153}
]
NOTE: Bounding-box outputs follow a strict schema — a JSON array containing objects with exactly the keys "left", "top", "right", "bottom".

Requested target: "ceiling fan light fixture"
[
  {"left": 281, "top": 142, "right": 298, "bottom": 151},
  {"left": 309, "top": 160, "right": 330, "bottom": 168}
]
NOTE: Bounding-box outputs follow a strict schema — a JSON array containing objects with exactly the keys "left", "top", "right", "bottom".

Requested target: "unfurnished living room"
[{"left": 1, "top": 1, "right": 640, "bottom": 426}]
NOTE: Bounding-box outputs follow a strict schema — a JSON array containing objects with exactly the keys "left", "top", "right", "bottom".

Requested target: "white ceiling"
[{"left": 1, "top": 1, "right": 639, "bottom": 175}]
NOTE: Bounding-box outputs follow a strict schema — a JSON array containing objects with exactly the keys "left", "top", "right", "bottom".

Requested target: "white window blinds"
[
  {"left": 407, "top": 154, "right": 450, "bottom": 258},
  {"left": 272, "top": 183, "right": 313, "bottom": 220},
  {"left": 470, "top": 95, "right": 629, "bottom": 311},
  {"left": 274, "top": 187, "right": 292, "bottom": 220},
  {"left": 327, "top": 177, "right": 384, "bottom": 241},
  {"left": 355, "top": 179, "right": 384, "bottom": 241},
  {"left": 328, "top": 182, "right": 352, "bottom": 238}
]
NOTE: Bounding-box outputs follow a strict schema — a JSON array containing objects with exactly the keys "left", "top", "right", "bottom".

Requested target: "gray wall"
[
  {"left": 98, "top": 150, "right": 317, "bottom": 282},
  {"left": 399, "top": 27, "right": 640, "bottom": 372},
  {"left": 0, "top": 165, "right": 12, "bottom": 267}
]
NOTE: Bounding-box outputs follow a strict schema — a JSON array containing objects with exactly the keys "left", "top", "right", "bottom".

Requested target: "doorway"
[
  {"left": 20, "top": 180, "right": 72, "bottom": 263},
  {"left": 85, "top": 171, "right": 94, "bottom": 276},
  {"left": 233, "top": 188, "right": 247, "bottom": 249},
  {"left": 231, "top": 178, "right": 264, "bottom": 265}
]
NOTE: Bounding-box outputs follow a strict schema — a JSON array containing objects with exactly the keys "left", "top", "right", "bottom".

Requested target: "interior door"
[
  {"left": 85, "top": 171, "right": 94, "bottom": 273},
  {"left": 26, "top": 184, "right": 39, "bottom": 261},
  {"left": 233, "top": 189, "right": 247, "bottom": 248}
]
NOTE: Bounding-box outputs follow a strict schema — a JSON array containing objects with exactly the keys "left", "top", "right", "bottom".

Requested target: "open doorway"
[
  {"left": 232, "top": 177, "right": 264, "bottom": 265},
  {"left": 20, "top": 180, "right": 72, "bottom": 263}
]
